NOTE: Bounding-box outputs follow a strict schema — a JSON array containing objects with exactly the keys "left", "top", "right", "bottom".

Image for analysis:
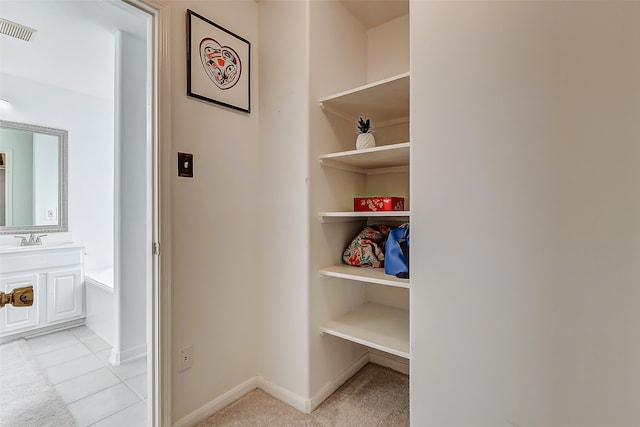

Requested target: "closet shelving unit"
[
  {"left": 317, "top": 71, "right": 411, "bottom": 361},
  {"left": 320, "top": 303, "right": 410, "bottom": 359},
  {"left": 319, "top": 210, "right": 410, "bottom": 223},
  {"left": 319, "top": 72, "right": 410, "bottom": 127},
  {"left": 319, "top": 265, "right": 409, "bottom": 289}
]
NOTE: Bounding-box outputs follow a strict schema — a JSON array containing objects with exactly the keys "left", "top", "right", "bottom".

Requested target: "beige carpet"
[
  {"left": 0, "top": 339, "right": 78, "bottom": 427},
  {"left": 198, "top": 363, "right": 409, "bottom": 427}
]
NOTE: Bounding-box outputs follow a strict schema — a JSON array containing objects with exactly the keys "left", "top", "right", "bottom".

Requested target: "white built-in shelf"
[
  {"left": 319, "top": 72, "right": 410, "bottom": 126},
  {"left": 320, "top": 265, "right": 409, "bottom": 289},
  {"left": 319, "top": 142, "right": 410, "bottom": 174},
  {"left": 320, "top": 302, "right": 410, "bottom": 359},
  {"left": 319, "top": 211, "right": 410, "bottom": 223}
]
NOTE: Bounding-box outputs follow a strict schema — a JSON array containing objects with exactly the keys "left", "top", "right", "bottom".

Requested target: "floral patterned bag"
[{"left": 342, "top": 225, "right": 391, "bottom": 268}]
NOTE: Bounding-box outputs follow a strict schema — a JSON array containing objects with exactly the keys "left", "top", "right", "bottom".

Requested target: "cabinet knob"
[{"left": 0, "top": 286, "right": 34, "bottom": 308}]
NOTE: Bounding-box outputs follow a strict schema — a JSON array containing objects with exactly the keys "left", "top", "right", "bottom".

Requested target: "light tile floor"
[{"left": 26, "top": 326, "right": 147, "bottom": 427}]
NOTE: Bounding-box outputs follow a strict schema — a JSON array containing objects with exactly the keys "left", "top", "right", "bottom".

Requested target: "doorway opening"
[{"left": 0, "top": 0, "right": 162, "bottom": 425}]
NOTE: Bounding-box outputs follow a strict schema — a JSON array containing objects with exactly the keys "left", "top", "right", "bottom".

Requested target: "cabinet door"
[
  {"left": 0, "top": 273, "right": 41, "bottom": 335},
  {"left": 47, "top": 268, "right": 83, "bottom": 323}
]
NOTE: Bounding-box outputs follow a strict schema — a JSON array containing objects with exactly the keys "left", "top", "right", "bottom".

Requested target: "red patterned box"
[{"left": 354, "top": 197, "right": 405, "bottom": 212}]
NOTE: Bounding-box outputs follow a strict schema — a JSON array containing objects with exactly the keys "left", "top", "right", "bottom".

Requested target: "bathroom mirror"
[{"left": 0, "top": 120, "right": 68, "bottom": 235}]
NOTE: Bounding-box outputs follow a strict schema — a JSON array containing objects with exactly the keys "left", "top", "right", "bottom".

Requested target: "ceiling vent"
[{"left": 0, "top": 18, "right": 36, "bottom": 42}]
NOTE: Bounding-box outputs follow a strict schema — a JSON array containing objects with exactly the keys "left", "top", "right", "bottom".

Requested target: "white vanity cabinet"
[
  {"left": 0, "top": 272, "right": 41, "bottom": 334},
  {"left": 46, "top": 267, "right": 83, "bottom": 324},
  {"left": 0, "top": 243, "right": 85, "bottom": 340}
]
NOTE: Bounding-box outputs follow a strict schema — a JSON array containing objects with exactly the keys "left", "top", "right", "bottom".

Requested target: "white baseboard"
[
  {"left": 171, "top": 350, "right": 405, "bottom": 426},
  {"left": 172, "top": 377, "right": 258, "bottom": 427},
  {"left": 0, "top": 318, "right": 84, "bottom": 344},
  {"left": 369, "top": 349, "right": 410, "bottom": 375},
  {"left": 309, "top": 352, "right": 370, "bottom": 412},
  {"left": 257, "top": 376, "right": 309, "bottom": 413},
  {"left": 109, "top": 342, "right": 146, "bottom": 365}
]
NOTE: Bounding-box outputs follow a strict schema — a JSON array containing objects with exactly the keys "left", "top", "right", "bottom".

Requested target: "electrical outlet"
[
  {"left": 178, "top": 345, "right": 193, "bottom": 372},
  {"left": 45, "top": 207, "right": 57, "bottom": 223}
]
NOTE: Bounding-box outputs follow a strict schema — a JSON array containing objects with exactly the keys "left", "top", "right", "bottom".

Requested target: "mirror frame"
[{"left": 0, "top": 120, "right": 68, "bottom": 235}]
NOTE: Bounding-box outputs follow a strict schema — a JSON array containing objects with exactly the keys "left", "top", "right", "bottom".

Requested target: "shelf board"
[
  {"left": 320, "top": 265, "right": 409, "bottom": 289},
  {"left": 320, "top": 302, "right": 410, "bottom": 359},
  {"left": 319, "top": 211, "right": 410, "bottom": 223},
  {"left": 319, "top": 142, "right": 410, "bottom": 174},
  {"left": 319, "top": 73, "right": 410, "bottom": 125}
]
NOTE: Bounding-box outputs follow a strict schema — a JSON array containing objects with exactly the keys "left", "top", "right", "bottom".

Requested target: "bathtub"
[
  {"left": 85, "top": 267, "right": 114, "bottom": 346},
  {"left": 85, "top": 268, "right": 113, "bottom": 291}
]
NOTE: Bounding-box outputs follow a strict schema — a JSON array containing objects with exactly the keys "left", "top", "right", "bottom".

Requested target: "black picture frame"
[{"left": 186, "top": 9, "right": 251, "bottom": 113}]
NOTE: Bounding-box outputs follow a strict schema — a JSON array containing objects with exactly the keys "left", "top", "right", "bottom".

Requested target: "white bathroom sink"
[
  {"left": 0, "top": 241, "right": 78, "bottom": 253},
  {"left": 0, "top": 242, "right": 84, "bottom": 274}
]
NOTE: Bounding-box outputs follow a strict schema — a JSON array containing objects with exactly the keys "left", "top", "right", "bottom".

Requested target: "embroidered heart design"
[{"left": 199, "top": 38, "right": 242, "bottom": 90}]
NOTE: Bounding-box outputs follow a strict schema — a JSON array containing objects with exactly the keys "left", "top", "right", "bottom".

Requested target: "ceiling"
[
  {"left": 340, "top": 0, "right": 409, "bottom": 29},
  {"left": 0, "top": 0, "right": 147, "bottom": 100}
]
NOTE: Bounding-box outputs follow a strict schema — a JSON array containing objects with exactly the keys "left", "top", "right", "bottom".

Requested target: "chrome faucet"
[{"left": 14, "top": 234, "right": 47, "bottom": 246}]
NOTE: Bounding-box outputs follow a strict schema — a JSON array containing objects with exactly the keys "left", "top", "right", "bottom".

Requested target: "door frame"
[{"left": 121, "top": 0, "right": 171, "bottom": 425}]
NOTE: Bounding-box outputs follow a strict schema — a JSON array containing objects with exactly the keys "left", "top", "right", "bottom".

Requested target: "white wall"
[
  {"left": 112, "top": 28, "right": 148, "bottom": 363},
  {"left": 0, "top": 74, "right": 114, "bottom": 265},
  {"left": 0, "top": 0, "right": 116, "bottom": 262},
  {"left": 366, "top": 13, "right": 409, "bottom": 83},
  {"left": 307, "top": 0, "right": 370, "bottom": 401},
  {"left": 257, "top": 0, "right": 310, "bottom": 403},
  {"left": 168, "top": 1, "right": 261, "bottom": 422},
  {"left": 411, "top": 2, "right": 640, "bottom": 426}
]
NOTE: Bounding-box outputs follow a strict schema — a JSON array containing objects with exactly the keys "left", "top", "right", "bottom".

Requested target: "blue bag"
[{"left": 384, "top": 224, "right": 410, "bottom": 278}]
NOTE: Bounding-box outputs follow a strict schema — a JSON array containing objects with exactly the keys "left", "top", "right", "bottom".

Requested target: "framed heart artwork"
[{"left": 187, "top": 9, "right": 251, "bottom": 113}]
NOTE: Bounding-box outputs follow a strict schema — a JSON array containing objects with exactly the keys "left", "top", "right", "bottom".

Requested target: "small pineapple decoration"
[{"left": 356, "top": 117, "right": 375, "bottom": 149}]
